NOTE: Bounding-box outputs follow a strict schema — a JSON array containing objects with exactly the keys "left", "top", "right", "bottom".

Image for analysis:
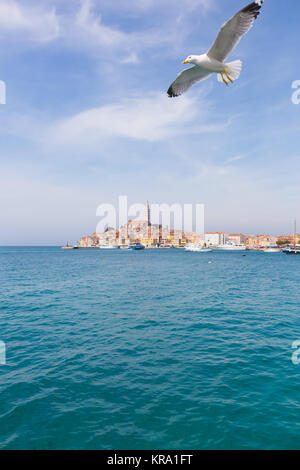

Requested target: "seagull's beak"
[{"left": 182, "top": 59, "right": 189, "bottom": 64}]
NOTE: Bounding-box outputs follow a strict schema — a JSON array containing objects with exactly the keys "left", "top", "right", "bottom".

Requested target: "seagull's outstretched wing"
[
  {"left": 167, "top": 66, "right": 212, "bottom": 98},
  {"left": 207, "top": 1, "right": 263, "bottom": 63}
]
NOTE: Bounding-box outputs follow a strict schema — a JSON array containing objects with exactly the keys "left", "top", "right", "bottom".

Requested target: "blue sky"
[{"left": 0, "top": 0, "right": 300, "bottom": 244}]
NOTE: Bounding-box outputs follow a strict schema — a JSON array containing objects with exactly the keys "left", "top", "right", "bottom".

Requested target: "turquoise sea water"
[{"left": 1, "top": 246, "right": 300, "bottom": 450}]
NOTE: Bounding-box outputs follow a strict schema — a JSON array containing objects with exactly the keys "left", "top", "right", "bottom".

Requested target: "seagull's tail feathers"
[{"left": 220, "top": 60, "right": 243, "bottom": 83}]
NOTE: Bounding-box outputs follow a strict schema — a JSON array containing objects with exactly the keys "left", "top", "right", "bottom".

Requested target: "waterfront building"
[
  {"left": 245, "top": 235, "right": 279, "bottom": 249},
  {"left": 246, "top": 235, "right": 260, "bottom": 249},
  {"left": 256, "top": 235, "right": 279, "bottom": 248},
  {"left": 97, "top": 228, "right": 118, "bottom": 247},
  {"left": 228, "top": 233, "right": 246, "bottom": 245},
  {"left": 262, "top": 236, "right": 278, "bottom": 247},
  {"left": 205, "top": 232, "right": 228, "bottom": 246},
  {"left": 78, "top": 234, "right": 98, "bottom": 248}
]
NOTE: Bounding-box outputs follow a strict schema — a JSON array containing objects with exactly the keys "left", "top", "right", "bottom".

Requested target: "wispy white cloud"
[
  {"left": 226, "top": 154, "right": 247, "bottom": 164},
  {"left": 97, "top": 0, "right": 215, "bottom": 14},
  {"left": 53, "top": 93, "right": 197, "bottom": 142},
  {"left": 51, "top": 91, "right": 225, "bottom": 144},
  {"left": 119, "top": 52, "right": 140, "bottom": 64},
  {"left": 0, "top": 0, "right": 215, "bottom": 58},
  {"left": 74, "top": 0, "right": 128, "bottom": 48},
  {"left": 0, "top": 0, "right": 59, "bottom": 42},
  {"left": 61, "top": 0, "right": 214, "bottom": 61},
  {"left": 67, "top": 0, "right": 177, "bottom": 56}
]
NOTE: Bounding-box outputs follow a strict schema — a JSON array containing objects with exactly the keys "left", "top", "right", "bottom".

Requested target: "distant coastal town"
[{"left": 77, "top": 201, "right": 299, "bottom": 250}]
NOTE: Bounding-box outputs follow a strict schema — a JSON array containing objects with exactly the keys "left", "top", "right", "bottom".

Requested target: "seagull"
[{"left": 167, "top": 1, "right": 263, "bottom": 98}]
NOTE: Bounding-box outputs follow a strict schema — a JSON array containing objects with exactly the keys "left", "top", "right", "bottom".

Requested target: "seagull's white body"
[
  {"left": 189, "top": 54, "right": 225, "bottom": 73},
  {"left": 168, "top": 1, "right": 263, "bottom": 97}
]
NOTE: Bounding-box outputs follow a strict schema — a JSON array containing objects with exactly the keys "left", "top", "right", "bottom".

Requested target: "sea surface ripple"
[{"left": 1, "top": 247, "right": 300, "bottom": 449}]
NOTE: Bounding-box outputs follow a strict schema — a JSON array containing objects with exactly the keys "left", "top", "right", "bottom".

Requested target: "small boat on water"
[
  {"left": 128, "top": 243, "right": 145, "bottom": 251},
  {"left": 283, "top": 220, "right": 300, "bottom": 255},
  {"left": 99, "top": 245, "right": 120, "bottom": 250},
  {"left": 61, "top": 242, "right": 78, "bottom": 250},
  {"left": 185, "top": 243, "right": 212, "bottom": 253},
  {"left": 215, "top": 244, "right": 247, "bottom": 251},
  {"left": 283, "top": 249, "right": 300, "bottom": 255},
  {"left": 263, "top": 247, "right": 282, "bottom": 253}
]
